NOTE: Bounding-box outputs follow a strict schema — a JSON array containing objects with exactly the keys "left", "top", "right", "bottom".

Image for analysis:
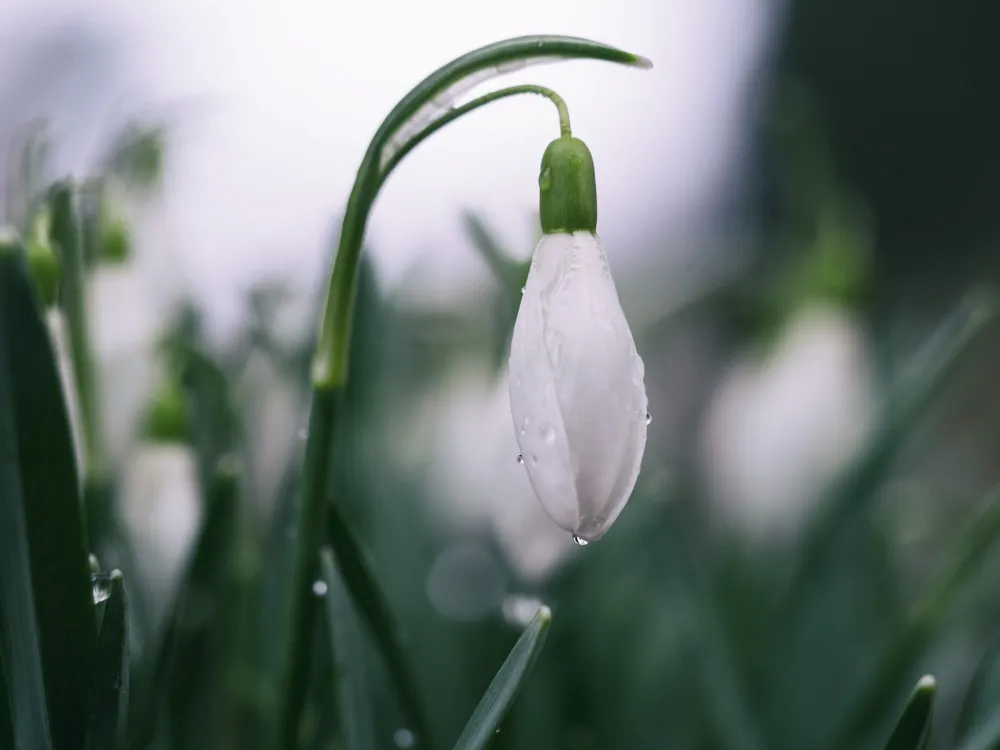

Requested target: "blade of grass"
[
  {"left": 325, "top": 501, "right": 432, "bottom": 747},
  {"left": 0, "top": 241, "right": 52, "bottom": 750},
  {"left": 787, "top": 288, "right": 998, "bottom": 601},
  {"left": 0, "top": 232, "right": 97, "bottom": 749},
  {"left": 884, "top": 675, "right": 935, "bottom": 750},
  {"left": 85, "top": 570, "right": 129, "bottom": 750},
  {"left": 956, "top": 637, "right": 1000, "bottom": 745},
  {"left": 126, "top": 464, "right": 239, "bottom": 750},
  {"left": 452, "top": 605, "right": 552, "bottom": 750},
  {"left": 831, "top": 484, "right": 1000, "bottom": 750},
  {"left": 958, "top": 710, "right": 1000, "bottom": 750},
  {"left": 320, "top": 548, "right": 374, "bottom": 750}
]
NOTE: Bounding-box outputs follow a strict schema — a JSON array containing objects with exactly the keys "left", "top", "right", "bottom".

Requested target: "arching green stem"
[
  {"left": 379, "top": 84, "right": 572, "bottom": 183},
  {"left": 312, "top": 34, "right": 650, "bottom": 389},
  {"left": 276, "top": 35, "right": 651, "bottom": 750}
]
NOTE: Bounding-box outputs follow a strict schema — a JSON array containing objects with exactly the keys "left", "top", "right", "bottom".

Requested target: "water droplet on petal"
[
  {"left": 394, "top": 729, "right": 416, "bottom": 748},
  {"left": 92, "top": 574, "right": 113, "bottom": 604},
  {"left": 541, "top": 425, "right": 556, "bottom": 445},
  {"left": 520, "top": 286, "right": 526, "bottom": 294},
  {"left": 516, "top": 454, "right": 524, "bottom": 464},
  {"left": 572, "top": 535, "right": 589, "bottom": 547},
  {"left": 646, "top": 412, "right": 652, "bottom": 425},
  {"left": 312, "top": 580, "right": 328, "bottom": 597}
]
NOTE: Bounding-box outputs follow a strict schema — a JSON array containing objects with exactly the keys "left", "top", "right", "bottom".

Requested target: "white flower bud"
[{"left": 508, "top": 231, "right": 648, "bottom": 543}]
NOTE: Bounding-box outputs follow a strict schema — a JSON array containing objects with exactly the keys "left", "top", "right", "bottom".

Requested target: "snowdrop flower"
[{"left": 508, "top": 135, "right": 648, "bottom": 544}]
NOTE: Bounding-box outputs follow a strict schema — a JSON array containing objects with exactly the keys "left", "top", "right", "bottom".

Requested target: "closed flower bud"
[{"left": 508, "top": 226, "right": 648, "bottom": 544}]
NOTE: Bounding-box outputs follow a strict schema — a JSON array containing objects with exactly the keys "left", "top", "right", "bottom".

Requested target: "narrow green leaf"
[
  {"left": 959, "top": 710, "right": 1000, "bottom": 750},
  {"left": 0, "top": 238, "right": 52, "bottom": 750},
  {"left": 0, "top": 232, "right": 97, "bottom": 749},
  {"left": 48, "top": 181, "right": 106, "bottom": 480},
  {"left": 326, "top": 502, "right": 433, "bottom": 748},
  {"left": 789, "top": 288, "right": 998, "bottom": 597},
  {"left": 126, "top": 465, "right": 239, "bottom": 750},
  {"left": 319, "top": 548, "right": 374, "bottom": 750},
  {"left": 956, "top": 639, "right": 1000, "bottom": 744},
  {"left": 884, "top": 676, "right": 935, "bottom": 750},
  {"left": 85, "top": 571, "right": 128, "bottom": 750},
  {"left": 452, "top": 605, "right": 552, "bottom": 750},
  {"left": 832, "top": 484, "right": 1000, "bottom": 750}
]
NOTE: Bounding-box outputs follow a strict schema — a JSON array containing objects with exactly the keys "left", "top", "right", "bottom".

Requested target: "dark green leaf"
[
  {"left": 452, "top": 605, "right": 552, "bottom": 750},
  {"left": 0, "top": 233, "right": 97, "bottom": 749},
  {"left": 833, "top": 484, "right": 1000, "bottom": 749},
  {"left": 319, "top": 548, "right": 374, "bottom": 750},
  {"left": 956, "top": 638, "right": 1000, "bottom": 744},
  {"left": 884, "top": 675, "right": 935, "bottom": 750},
  {"left": 789, "top": 289, "right": 998, "bottom": 598},
  {"left": 85, "top": 571, "right": 128, "bottom": 750},
  {"left": 958, "top": 710, "right": 1000, "bottom": 750},
  {"left": 126, "top": 465, "right": 239, "bottom": 750},
  {"left": 326, "top": 501, "right": 433, "bottom": 749}
]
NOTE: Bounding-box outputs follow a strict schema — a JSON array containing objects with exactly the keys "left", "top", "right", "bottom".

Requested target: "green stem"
[
  {"left": 49, "top": 182, "right": 107, "bottom": 481},
  {"left": 277, "top": 35, "right": 651, "bottom": 750},
  {"left": 311, "top": 34, "right": 649, "bottom": 389},
  {"left": 381, "top": 84, "right": 572, "bottom": 179}
]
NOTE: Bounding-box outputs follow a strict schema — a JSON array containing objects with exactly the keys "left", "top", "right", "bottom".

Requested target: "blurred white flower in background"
[
  {"left": 700, "top": 303, "right": 878, "bottom": 540},
  {"left": 397, "top": 361, "right": 577, "bottom": 581},
  {"left": 119, "top": 441, "right": 201, "bottom": 616}
]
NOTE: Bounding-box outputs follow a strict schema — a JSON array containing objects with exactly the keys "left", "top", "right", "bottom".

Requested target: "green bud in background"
[
  {"left": 142, "top": 376, "right": 190, "bottom": 444},
  {"left": 538, "top": 136, "right": 598, "bottom": 234},
  {"left": 101, "top": 215, "right": 132, "bottom": 264},
  {"left": 25, "top": 209, "right": 60, "bottom": 307}
]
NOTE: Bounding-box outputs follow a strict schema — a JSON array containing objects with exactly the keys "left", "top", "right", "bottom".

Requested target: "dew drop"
[
  {"left": 541, "top": 425, "right": 556, "bottom": 445},
  {"left": 312, "top": 580, "right": 328, "bottom": 597},
  {"left": 394, "top": 728, "right": 416, "bottom": 748},
  {"left": 88, "top": 553, "right": 100, "bottom": 574},
  {"left": 520, "top": 286, "right": 526, "bottom": 294},
  {"left": 645, "top": 412, "right": 652, "bottom": 425},
  {"left": 572, "top": 535, "right": 589, "bottom": 547},
  {"left": 516, "top": 454, "right": 524, "bottom": 464},
  {"left": 92, "top": 574, "right": 113, "bottom": 604}
]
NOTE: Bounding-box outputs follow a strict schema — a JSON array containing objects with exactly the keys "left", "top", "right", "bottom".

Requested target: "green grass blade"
[
  {"left": 452, "top": 605, "right": 552, "bottom": 750},
  {"left": 0, "top": 242, "right": 52, "bottom": 750},
  {"left": 0, "top": 233, "right": 97, "bottom": 749},
  {"left": 126, "top": 465, "right": 239, "bottom": 750},
  {"left": 85, "top": 571, "right": 128, "bottom": 750},
  {"left": 326, "top": 501, "right": 433, "bottom": 748},
  {"left": 958, "top": 709, "right": 1000, "bottom": 750},
  {"left": 884, "top": 676, "right": 935, "bottom": 750},
  {"left": 788, "top": 289, "right": 998, "bottom": 598},
  {"left": 832, "top": 484, "right": 1000, "bottom": 750},
  {"left": 319, "top": 548, "right": 374, "bottom": 750},
  {"left": 956, "top": 638, "right": 1000, "bottom": 745}
]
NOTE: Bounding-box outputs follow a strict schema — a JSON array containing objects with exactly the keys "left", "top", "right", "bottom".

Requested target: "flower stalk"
[{"left": 277, "top": 35, "right": 651, "bottom": 750}]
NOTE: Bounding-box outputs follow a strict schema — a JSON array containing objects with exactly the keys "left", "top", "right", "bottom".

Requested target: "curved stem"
[
  {"left": 312, "top": 34, "right": 650, "bottom": 390},
  {"left": 276, "top": 35, "right": 651, "bottom": 750},
  {"left": 379, "top": 84, "right": 572, "bottom": 183}
]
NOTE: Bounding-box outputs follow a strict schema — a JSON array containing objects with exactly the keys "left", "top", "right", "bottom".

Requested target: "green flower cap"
[{"left": 538, "top": 136, "right": 598, "bottom": 234}]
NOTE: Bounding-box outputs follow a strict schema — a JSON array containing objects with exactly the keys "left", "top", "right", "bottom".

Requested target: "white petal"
[{"left": 508, "top": 232, "right": 647, "bottom": 542}]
